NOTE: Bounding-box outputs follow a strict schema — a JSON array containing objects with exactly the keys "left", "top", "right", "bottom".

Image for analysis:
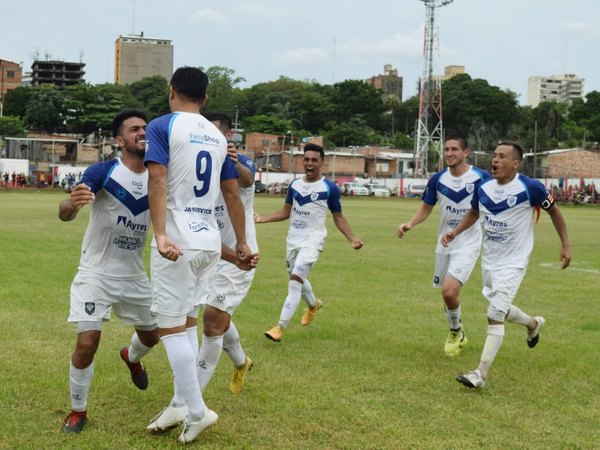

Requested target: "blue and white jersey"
[
  {"left": 78, "top": 158, "right": 149, "bottom": 279},
  {"left": 473, "top": 173, "right": 553, "bottom": 270},
  {"left": 423, "top": 165, "right": 490, "bottom": 255},
  {"left": 144, "top": 112, "right": 239, "bottom": 251},
  {"left": 215, "top": 154, "right": 258, "bottom": 253},
  {"left": 285, "top": 176, "right": 342, "bottom": 251}
]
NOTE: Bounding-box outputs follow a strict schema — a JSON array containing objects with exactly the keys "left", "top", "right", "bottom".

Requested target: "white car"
[
  {"left": 366, "top": 183, "right": 391, "bottom": 197},
  {"left": 341, "top": 181, "right": 369, "bottom": 196}
]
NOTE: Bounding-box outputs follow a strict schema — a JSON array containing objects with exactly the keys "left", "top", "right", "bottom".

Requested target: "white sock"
[
  {"left": 197, "top": 335, "right": 224, "bottom": 392},
  {"left": 505, "top": 305, "right": 531, "bottom": 327},
  {"left": 301, "top": 279, "right": 317, "bottom": 307},
  {"left": 445, "top": 305, "right": 462, "bottom": 331},
  {"left": 223, "top": 321, "right": 246, "bottom": 367},
  {"left": 161, "top": 332, "right": 205, "bottom": 420},
  {"left": 127, "top": 332, "right": 152, "bottom": 363},
  {"left": 186, "top": 326, "right": 199, "bottom": 360},
  {"left": 477, "top": 324, "right": 505, "bottom": 379},
  {"left": 69, "top": 361, "right": 94, "bottom": 412},
  {"left": 169, "top": 325, "right": 199, "bottom": 407},
  {"left": 278, "top": 280, "right": 303, "bottom": 327}
]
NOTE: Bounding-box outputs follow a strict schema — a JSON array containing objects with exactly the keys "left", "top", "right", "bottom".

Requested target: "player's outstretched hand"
[
  {"left": 351, "top": 238, "right": 364, "bottom": 250},
  {"left": 253, "top": 212, "right": 263, "bottom": 223},
  {"left": 156, "top": 235, "right": 183, "bottom": 261},
  {"left": 70, "top": 183, "right": 95, "bottom": 209},
  {"left": 396, "top": 223, "right": 411, "bottom": 238},
  {"left": 440, "top": 231, "right": 455, "bottom": 247}
]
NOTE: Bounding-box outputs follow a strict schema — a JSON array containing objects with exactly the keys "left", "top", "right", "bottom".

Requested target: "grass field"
[{"left": 0, "top": 190, "right": 598, "bottom": 449}]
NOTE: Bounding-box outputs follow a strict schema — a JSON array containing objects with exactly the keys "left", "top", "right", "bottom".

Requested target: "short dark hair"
[
  {"left": 304, "top": 143, "right": 324, "bottom": 159},
  {"left": 498, "top": 140, "right": 524, "bottom": 161},
  {"left": 445, "top": 133, "right": 468, "bottom": 150},
  {"left": 112, "top": 109, "right": 148, "bottom": 138},
  {"left": 203, "top": 112, "right": 232, "bottom": 132},
  {"left": 170, "top": 66, "right": 209, "bottom": 103}
]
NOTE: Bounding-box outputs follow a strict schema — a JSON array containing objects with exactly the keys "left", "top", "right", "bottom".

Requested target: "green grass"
[{"left": 0, "top": 190, "right": 599, "bottom": 449}]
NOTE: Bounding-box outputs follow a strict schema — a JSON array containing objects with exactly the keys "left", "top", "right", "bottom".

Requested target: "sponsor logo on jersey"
[
  {"left": 117, "top": 215, "right": 148, "bottom": 232},
  {"left": 188, "top": 220, "right": 209, "bottom": 232},
  {"left": 113, "top": 236, "right": 143, "bottom": 250},
  {"left": 85, "top": 302, "right": 95, "bottom": 315},
  {"left": 484, "top": 216, "right": 508, "bottom": 228},
  {"left": 433, "top": 276, "right": 440, "bottom": 284},
  {"left": 132, "top": 180, "right": 144, "bottom": 189},
  {"left": 507, "top": 195, "right": 517, "bottom": 207},
  {"left": 217, "top": 294, "right": 225, "bottom": 303},
  {"left": 445, "top": 205, "right": 470, "bottom": 215},
  {"left": 197, "top": 359, "right": 207, "bottom": 369},
  {"left": 189, "top": 132, "right": 220, "bottom": 145},
  {"left": 184, "top": 206, "right": 213, "bottom": 214}
]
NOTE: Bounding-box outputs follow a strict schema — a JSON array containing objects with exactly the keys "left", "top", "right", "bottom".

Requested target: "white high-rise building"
[{"left": 527, "top": 74, "right": 584, "bottom": 107}]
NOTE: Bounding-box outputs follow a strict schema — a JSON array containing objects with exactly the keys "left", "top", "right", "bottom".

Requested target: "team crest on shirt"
[
  {"left": 85, "top": 302, "right": 95, "bottom": 315},
  {"left": 310, "top": 192, "right": 319, "bottom": 201},
  {"left": 466, "top": 183, "right": 474, "bottom": 194},
  {"left": 507, "top": 195, "right": 517, "bottom": 207},
  {"left": 116, "top": 187, "right": 126, "bottom": 199}
]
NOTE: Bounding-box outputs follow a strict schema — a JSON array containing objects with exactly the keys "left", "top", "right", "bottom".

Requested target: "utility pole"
[{"left": 415, "top": 0, "right": 453, "bottom": 177}]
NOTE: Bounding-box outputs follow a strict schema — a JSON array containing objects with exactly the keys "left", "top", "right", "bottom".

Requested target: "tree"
[
  {"left": 442, "top": 74, "right": 519, "bottom": 136},
  {"left": 24, "top": 85, "right": 66, "bottom": 132},
  {"left": 325, "top": 117, "right": 379, "bottom": 147},
  {"left": 0, "top": 116, "right": 26, "bottom": 137},
  {"left": 202, "top": 66, "right": 246, "bottom": 117},
  {"left": 128, "top": 75, "right": 169, "bottom": 119},
  {"left": 243, "top": 114, "right": 294, "bottom": 135},
  {"left": 3, "top": 86, "right": 32, "bottom": 118},
  {"left": 329, "top": 80, "right": 387, "bottom": 129}
]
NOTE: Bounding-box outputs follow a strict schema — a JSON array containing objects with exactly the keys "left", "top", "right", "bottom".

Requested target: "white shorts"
[
  {"left": 201, "top": 261, "right": 256, "bottom": 315},
  {"left": 68, "top": 271, "right": 155, "bottom": 327},
  {"left": 286, "top": 246, "right": 320, "bottom": 280},
  {"left": 433, "top": 250, "right": 478, "bottom": 288},
  {"left": 481, "top": 267, "right": 526, "bottom": 320},
  {"left": 151, "top": 248, "right": 220, "bottom": 325}
]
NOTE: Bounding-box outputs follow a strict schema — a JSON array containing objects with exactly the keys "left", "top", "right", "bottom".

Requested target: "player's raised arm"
[
  {"left": 58, "top": 183, "right": 95, "bottom": 222},
  {"left": 441, "top": 208, "right": 479, "bottom": 247},
  {"left": 397, "top": 203, "right": 434, "bottom": 238},
  {"left": 332, "top": 212, "right": 363, "bottom": 250},
  {"left": 254, "top": 203, "right": 292, "bottom": 224}
]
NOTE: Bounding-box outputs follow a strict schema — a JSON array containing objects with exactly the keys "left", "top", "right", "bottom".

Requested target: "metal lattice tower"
[{"left": 415, "top": 0, "right": 453, "bottom": 176}]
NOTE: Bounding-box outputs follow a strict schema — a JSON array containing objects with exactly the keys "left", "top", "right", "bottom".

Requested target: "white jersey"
[
  {"left": 285, "top": 177, "right": 342, "bottom": 251},
  {"left": 423, "top": 165, "right": 490, "bottom": 255},
  {"left": 144, "top": 112, "right": 239, "bottom": 251},
  {"left": 77, "top": 158, "right": 150, "bottom": 279},
  {"left": 215, "top": 154, "right": 258, "bottom": 253},
  {"left": 473, "top": 173, "right": 554, "bottom": 270}
]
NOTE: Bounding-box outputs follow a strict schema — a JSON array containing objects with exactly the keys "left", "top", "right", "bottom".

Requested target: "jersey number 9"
[{"left": 193, "top": 150, "right": 212, "bottom": 197}]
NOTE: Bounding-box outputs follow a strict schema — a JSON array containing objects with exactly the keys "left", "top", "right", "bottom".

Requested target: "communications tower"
[{"left": 415, "top": 0, "right": 453, "bottom": 176}]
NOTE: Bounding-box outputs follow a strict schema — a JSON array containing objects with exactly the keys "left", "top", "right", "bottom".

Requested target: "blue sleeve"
[
  {"left": 220, "top": 156, "right": 240, "bottom": 181},
  {"left": 238, "top": 154, "right": 257, "bottom": 179},
  {"left": 144, "top": 114, "right": 175, "bottom": 167},
  {"left": 525, "top": 177, "right": 550, "bottom": 207},
  {"left": 471, "top": 183, "right": 485, "bottom": 210},
  {"left": 79, "top": 160, "right": 118, "bottom": 194},
  {"left": 285, "top": 179, "right": 296, "bottom": 205},
  {"left": 422, "top": 172, "right": 440, "bottom": 205},
  {"left": 325, "top": 179, "right": 342, "bottom": 213}
]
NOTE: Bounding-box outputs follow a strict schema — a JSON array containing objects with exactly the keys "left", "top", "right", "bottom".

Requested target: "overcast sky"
[{"left": 2, "top": 0, "right": 599, "bottom": 105}]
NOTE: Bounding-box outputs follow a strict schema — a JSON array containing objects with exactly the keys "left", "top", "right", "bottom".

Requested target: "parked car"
[
  {"left": 254, "top": 180, "right": 266, "bottom": 193},
  {"left": 366, "top": 183, "right": 391, "bottom": 197},
  {"left": 341, "top": 181, "right": 369, "bottom": 196},
  {"left": 405, "top": 182, "right": 428, "bottom": 198}
]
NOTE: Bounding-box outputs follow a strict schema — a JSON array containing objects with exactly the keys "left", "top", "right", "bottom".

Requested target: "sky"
[{"left": 2, "top": 0, "right": 599, "bottom": 105}]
